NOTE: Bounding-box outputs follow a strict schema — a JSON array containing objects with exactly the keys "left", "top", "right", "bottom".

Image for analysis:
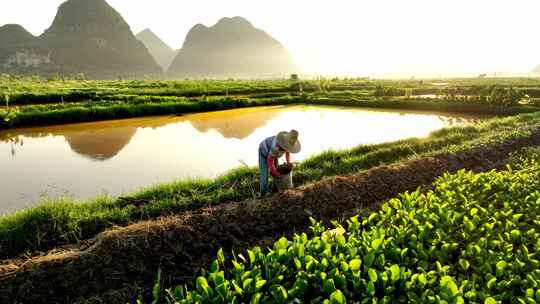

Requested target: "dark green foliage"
[
  {"left": 0, "top": 95, "right": 302, "bottom": 128},
  {"left": 156, "top": 153, "right": 540, "bottom": 303},
  {"left": 1, "top": 91, "right": 538, "bottom": 129},
  {"left": 4, "top": 91, "right": 98, "bottom": 105}
]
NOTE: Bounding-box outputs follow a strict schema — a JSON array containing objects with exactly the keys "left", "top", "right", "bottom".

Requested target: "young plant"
[{"left": 151, "top": 154, "right": 540, "bottom": 303}]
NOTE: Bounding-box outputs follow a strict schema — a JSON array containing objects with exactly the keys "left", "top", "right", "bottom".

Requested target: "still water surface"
[{"left": 0, "top": 105, "right": 486, "bottom": 213}]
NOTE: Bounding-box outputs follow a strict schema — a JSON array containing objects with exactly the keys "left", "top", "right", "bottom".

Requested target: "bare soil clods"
[{"left": 1, "top": 132, "right": 540, "bottom": 304}]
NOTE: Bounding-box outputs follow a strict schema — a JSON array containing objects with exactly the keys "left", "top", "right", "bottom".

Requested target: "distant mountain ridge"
[
  {"left": 136, "top": 29, "right": 178, "bottom": 71},
  {"left": 1, "top": 5, "right": 296, "bottom": 79},
  {"left": 0, "top": 0, "right": 162, "bottom": 79},
  {"left": 167, "top": 16, "right": 297, "bottom": 79},
  {"left": 0, "top": 24, "right": 34, "bottom": 45},
  {"left": 0, "top": 24, "right": 51, "bottom": 74}
]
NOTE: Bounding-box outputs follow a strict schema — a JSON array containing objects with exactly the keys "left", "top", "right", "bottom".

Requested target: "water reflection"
[
  {"left": 0, "top": 106, "right": 284, "bottom": 160},
  {"left": 180, "top": 106, "right": 281, "bottom": 139},
  {"left": 64, "top": 128, "right": 137, "bottom": 161},
  {"left": 0, "top": 106, "right": 484, "bottom": 161},
  {"left": 0, "top": 121, "right": 139, "bottom": 161},
  {"left": 0, "top": 105, "right": 489, "bottom": 213}
]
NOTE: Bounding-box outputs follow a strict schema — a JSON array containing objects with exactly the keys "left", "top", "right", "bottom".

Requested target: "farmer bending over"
[{"left": 258, "top": 130, "right": 301, "bottom": 196}]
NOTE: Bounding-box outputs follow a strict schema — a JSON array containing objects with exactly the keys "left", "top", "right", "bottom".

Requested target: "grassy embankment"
[
  {"left": 1, "top": 93, "right": 539, "bottom": 129},
  {"left": 2, "top": 77, "right": 540, "bottom": 128},
  {"left": 148, "top": 147, "right": 540, "bottom": 304},
  {"left": 2, "top": 76, "right": 540, "bottom": 105},
  {"left": 1, "top": 112, "right": 540, "bottom": 260},
  {"left": 0, "top": 78, "right": 372, "bottom": 106}
]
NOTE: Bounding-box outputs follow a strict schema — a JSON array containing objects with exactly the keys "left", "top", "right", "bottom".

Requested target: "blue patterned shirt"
[{"left": 259, "top": 136, "right": 285, "bottom": 159}]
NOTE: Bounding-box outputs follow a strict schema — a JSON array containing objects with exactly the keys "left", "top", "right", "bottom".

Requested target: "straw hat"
[{"left": 277, "top": 130, "right": 301, "bottom": 153}]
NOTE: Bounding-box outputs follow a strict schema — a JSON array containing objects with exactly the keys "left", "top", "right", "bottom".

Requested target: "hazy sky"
[{"left": 2, "top": 0, "right": 540, "bottom": 76}]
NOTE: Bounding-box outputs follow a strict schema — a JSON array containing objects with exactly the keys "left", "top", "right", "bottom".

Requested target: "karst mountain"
[{"left": 167, "top": 17, "right": 296, "bottom": 79}]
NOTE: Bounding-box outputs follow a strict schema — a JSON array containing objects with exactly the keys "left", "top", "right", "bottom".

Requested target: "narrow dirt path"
[{"left": 1, "top": 131, "right": 539, "bottom": 304}]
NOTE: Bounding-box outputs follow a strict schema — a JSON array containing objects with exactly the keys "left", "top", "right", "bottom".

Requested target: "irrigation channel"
[{"left": 0, "top": 104, "right": 488, "bottom": 213}]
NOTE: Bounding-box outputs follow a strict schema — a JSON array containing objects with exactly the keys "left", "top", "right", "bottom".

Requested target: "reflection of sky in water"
[{"left": 0, "top": 105, "right": 486, "bottom": 214}]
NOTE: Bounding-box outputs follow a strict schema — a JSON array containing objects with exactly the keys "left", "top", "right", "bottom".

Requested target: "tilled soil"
[{"left": 1, "top": 131, "right": 539, "bottom": 304}]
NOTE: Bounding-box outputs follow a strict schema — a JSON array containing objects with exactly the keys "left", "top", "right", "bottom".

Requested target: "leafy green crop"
[{"left": 155, "top": 155, "right": 540, "bottom": 304}]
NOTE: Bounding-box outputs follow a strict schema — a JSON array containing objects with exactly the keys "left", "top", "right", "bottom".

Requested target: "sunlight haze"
[{"left": 1, "top": 0, "right": 540, "bottom": 77}]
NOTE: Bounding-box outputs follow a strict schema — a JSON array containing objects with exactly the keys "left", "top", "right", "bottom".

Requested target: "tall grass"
[
  {"left": 0, "top": 78, "right": 373, "bottom": 106},
  {"left": 3, "top": 76, "right": 540, "bottom": 107},
  {"left": 1, "top": 112, "right": 540, "bottom": 259},
  {"left": 0, "top": 96, "right": 303, "bottom": 128},
  {"left": 1, "top": 93, "right": 538, "bottom": 129}
]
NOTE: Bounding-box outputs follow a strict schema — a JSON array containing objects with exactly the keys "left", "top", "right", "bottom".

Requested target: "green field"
[
  {"left": 1, "top": 77, "right": 540, "bottom": 303},
  {"left": 2, "top": 77, "right": 540, "bottom": 128},
  {"left": 0, "top": 78, "right": 539, "bottom": 258},
  {"left": 152, "top": 147, "right": 540, "bottom": 304}
]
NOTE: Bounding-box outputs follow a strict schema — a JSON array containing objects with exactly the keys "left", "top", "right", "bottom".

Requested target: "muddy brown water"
[{"left": 0, "top": 105, "right": 487, "bottom": 214}]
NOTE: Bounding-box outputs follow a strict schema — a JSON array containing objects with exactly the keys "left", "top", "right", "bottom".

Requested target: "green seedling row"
[{"left": 156, "top": 149, "right": 540, "bottom": 304}]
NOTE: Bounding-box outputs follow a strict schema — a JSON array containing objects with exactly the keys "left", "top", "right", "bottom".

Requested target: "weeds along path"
[{"left": 1, "top": 130, "right": 540, "bottom": 304}]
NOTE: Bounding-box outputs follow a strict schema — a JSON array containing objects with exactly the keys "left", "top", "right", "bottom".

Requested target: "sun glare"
[{"left": 2, "top": 0, "right": 540, "bottom": 77}]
